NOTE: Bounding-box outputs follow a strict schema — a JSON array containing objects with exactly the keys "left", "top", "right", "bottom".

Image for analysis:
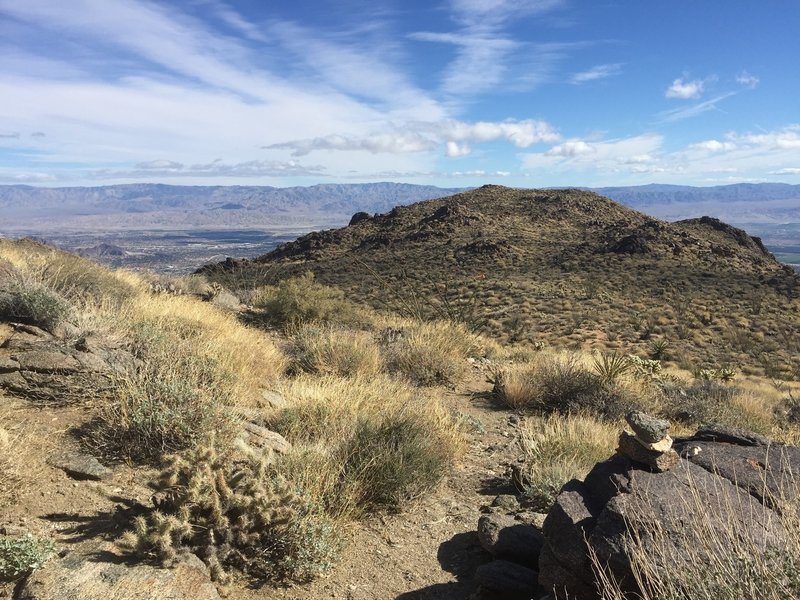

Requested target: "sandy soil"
[{"left": 0, "top": 370, "right": 525, "bottom": 600}]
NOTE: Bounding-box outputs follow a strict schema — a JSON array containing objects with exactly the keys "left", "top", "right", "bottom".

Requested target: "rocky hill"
[{"left": 205, "top": 185, "right": 800, "bottom": 376}]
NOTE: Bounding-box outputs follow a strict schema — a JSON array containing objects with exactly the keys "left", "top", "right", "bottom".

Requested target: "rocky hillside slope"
[{"left": 205, "top": 185, "right": 800, "bottom": 377}]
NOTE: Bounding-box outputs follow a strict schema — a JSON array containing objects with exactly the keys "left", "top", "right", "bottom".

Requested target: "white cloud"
[
  {"left": 135, "top": 159, "right": 184, "bottom": 170},
  {"left": 522, "top": 133, "right": 664, "bottom": 173},
  {"left": 0, "top": 132, "right": 21, "bottom": 139},
  {"left": 545, "top": 140, "right": 595, "bottom": 157},
  {"left": 736, "top": 71, "right": 759, "bottom": 88},
  {"left": 689, "top": 140, "right": 737, "bottom": 152},
  {"left": 665, "top": 78, "right": 704, "bottom": 99},
  {"left": 570, "top": 63, "right": 623, "bottom": 84},
  {"left": 771, "top": 168, "right": 800, "bottom": 175},
  {"left": 268, "top": 118, "right": 560, "bottom": 158},
  {"left": 446, "top": 141, "right": 472, "bottom": 157},
  {"left": 13, "top": 172, "right": 56, "bottom": 182}
]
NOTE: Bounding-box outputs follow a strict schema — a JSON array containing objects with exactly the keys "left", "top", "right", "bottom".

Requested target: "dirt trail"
[{"left": 0, "top": 371, "right": 523, "bottom": 600}]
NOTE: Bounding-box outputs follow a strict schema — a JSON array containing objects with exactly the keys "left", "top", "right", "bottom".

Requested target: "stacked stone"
[{"left": 617, "top": 411, "right": 679, "bottom": 472}]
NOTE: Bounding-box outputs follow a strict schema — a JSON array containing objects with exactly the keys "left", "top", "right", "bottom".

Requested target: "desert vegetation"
[{"left": 2, "top": 186, "right": 800, "bottom": 598}]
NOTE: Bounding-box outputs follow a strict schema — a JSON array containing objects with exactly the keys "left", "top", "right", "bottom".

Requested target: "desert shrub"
[
  {"left": 120, "top": 444, "right": 341, "bottom": 585},
  {"left": 90, "top": 322, "right": 238, "bottom": 462},
  {"left": 0, "top": 534, "right": 55, "bottom": 580},
  {"left": 0, "top": 271, "right": 70, "bottom": 331},
  {"left": 341, "top": 415, "right": 453, "bottom": 508},
  {"left": 384, "top": 320, "right": 478, "bottom": 385},
  {"left": 658, "top": 379, "right": 770, "bottom": 433},
  {"left": 267, "top": 375, "right": 464, "bottom": 518},
  {"left": 37, "top": 254, "right": 139, "bottom": 307},
  {"left": 494, "top": 352, "right": 642, "bottom": 421},
  {"left": 251, "top": 272, "right": 364, "bottom": 329},
  {"left": 288, "top": 324, "right": 382, "bottom": 377},
  {"left": 515, "top": 414, "right": 618, "bottom": 511}
]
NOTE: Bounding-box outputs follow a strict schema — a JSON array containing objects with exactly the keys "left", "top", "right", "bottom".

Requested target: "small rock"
[
  {"left": 261, "top": 389, "right": 287, "bottom": 411},
  {"left": 491, "top": 494, "right": 521, "bottom": 513},
  {"left": 477, "top": 513, "right": 543, "bottom": 567},
  {"left": 635, "top": 435, "right": 673, "bottom": 453},
  {"left": 625, "top": 411, "right": 670, "bottom": 444},
  {"left": 474, "top": 560, "right": 539, "bottom": 598},
  {"left": 618, "top": 432, "right": 679, "bottom": 472},
  {"left": 238, "top": 422, "right": 292, "bottom": 454},
  {"left": 47, "top": 451, "right": 113, "bottom": 481}
]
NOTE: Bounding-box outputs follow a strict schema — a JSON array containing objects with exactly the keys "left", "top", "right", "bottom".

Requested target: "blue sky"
[{"left": 1, "top": 0, "right": 799, "bottom": 188}]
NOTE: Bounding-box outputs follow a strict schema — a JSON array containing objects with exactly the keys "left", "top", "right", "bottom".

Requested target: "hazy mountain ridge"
[
  {"left": 0, "top": 183, "right": 464, "bottom": 231},
  {"left": 2, "top": 182, "right": 800, "bottom": 233}
]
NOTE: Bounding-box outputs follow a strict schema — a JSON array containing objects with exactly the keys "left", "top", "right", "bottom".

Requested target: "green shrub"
[
  {"left": 251, "top": 272, "right": 363, "bottom": 329},
  {"left": 120, "top": 444, "right": 341, "bottom": 585},
  {"left": 658, "top": 379, "right": 762, "bottom": 431},
  {"left": 0, "top": 534, "right": 55, "bottom": 580},
  {"left": 494, "top": 353, "right": 642, "bottom": 421},
  {"left": 341, "top": 415, "right": 452, "bottom": 508},
  {"left": 0, "top": 275, "right": 70, "bottom": 331},
  {"left": 89, "top": 324, "right": 237, "bottom": 463}
]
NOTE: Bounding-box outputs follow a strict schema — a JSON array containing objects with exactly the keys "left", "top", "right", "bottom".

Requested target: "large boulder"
[
  {"left": 17, "top": 541, "right": 221, "bottom": 600},
  {"left": 539, "top": 424, "right": 800, "bottom": 599},
  {"left": 0, "top": 324, "right": 133, "bottom": 403}
]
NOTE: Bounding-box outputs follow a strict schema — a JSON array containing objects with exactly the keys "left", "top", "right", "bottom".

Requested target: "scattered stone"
[
  {"left": 260, "top": 389, "right": 287, "bottom": 411},
  {"left": 474, "top": 560, "right": 539, "bottom": 599},
  {"left": 490, "top": 494, "right": 520, "bottom": 513},
  {"left": 625, "top": 411, "right": 670, "bottom": 444},
  {"left": 477, "top": 513, "right": 543, "bottom": 567},
  {"left": 238, "top": 422, "right": 291, "bottom": 454},
  {"left": 17, "top": 542, "right": 221, "bottom": 600},
  {"left": 540, "top": 426, "right": 798, "bottom": 600},
  {"left": 47, "top": 450, "right": 113, "bottom": 481},
  {"left": 617, "top": 431, "right": 679, "bottom": 472}
]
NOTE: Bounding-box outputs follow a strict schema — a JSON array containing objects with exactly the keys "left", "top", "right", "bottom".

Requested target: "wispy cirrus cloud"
[
  {"left": 410, "top": 0, "right": 572, "bottom": 97},
  {"left": 657, "top": 92, "right": 737, "bottom": 122},
  {"left": 570, "top": 63, "right": 623, "bottom": 84}
]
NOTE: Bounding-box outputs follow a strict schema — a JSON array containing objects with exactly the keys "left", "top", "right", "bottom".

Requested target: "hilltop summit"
[{"left": 206, "top": 186, "right": 800, "bottom": 374}]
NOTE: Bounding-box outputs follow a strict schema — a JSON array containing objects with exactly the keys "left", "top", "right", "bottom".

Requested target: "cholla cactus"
[
  {"left": 120, "top": 442, "right": 339, "bottom": 585},
  {"left": 625, "top": 354, "right": 663, "bottom": 379}
]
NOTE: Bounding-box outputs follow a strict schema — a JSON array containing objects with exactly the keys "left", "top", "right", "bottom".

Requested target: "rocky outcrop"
[
  {"left": 17, "top": 541, "right": 221, "bottom": 600},
  {"left": 539, "top": 420, "right": 800, "bottom": 599},
  {"left": 0, "top": 324, "right": 133, "bottom": 403}
]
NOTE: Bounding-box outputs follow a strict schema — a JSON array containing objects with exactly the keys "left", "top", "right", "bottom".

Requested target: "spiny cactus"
[{"left": 120, "top": 442, "right": 340, "bottom": 585}]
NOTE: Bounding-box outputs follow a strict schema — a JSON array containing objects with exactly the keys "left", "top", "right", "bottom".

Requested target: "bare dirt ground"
[{"left": 0, "top": 368, "right": 523, "bottom": 600}]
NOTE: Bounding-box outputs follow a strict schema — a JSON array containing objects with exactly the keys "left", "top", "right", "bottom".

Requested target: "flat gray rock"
[
  {"left": 17, "top": 542, "right": 221, "bottom": 600},
  {"left": 47, "top": 450, "right": 113, "bottom": 481}
]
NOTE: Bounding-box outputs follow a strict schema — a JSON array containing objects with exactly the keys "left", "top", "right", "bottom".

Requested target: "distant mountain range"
[{"left": 1, "top": 182, "right": 799, "bottom": 234}]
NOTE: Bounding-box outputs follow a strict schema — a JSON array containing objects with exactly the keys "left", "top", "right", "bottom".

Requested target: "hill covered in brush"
[{"left": 204, "top": 185, "right": 800, "bottom": 377}]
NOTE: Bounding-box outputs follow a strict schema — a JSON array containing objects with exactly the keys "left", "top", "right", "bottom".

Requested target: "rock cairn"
[{"left": 617, "top": 411, "right": 679, "bottom": 472}]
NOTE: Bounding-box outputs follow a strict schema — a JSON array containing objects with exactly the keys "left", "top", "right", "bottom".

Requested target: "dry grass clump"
[
  {"left": 515, "top": 414, "right": 618, "bottom": 510},
  {"left": 287, "top": 324, "right": 382, "bottom": 377},
  {"left": 0, "top": 268, "right": 71, "bottom": 332},
  {"left": 658, "top": 379, "right": 774, "bottom": 435},
  {"left": 251, "top": 272, "right": 367, "bottom": 329},
  {"left": 0, "top": 239, "right": 138, "bottom": 311},
  {"left": 593, "top": 470, "right": 800, "bottom": 600},
  {"left": 493, "top": 351, "right": 646, "bottom": 420},
  {"left": 268, "top": 375, "right": 465, "bottom": 517},
  {"left": 384, "top": 320, "right": 479, "bottom": 386}
]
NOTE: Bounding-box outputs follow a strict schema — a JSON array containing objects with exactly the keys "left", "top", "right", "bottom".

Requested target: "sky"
[{"left": 1, "top": 0, "right": 799, "bottom": 188}]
